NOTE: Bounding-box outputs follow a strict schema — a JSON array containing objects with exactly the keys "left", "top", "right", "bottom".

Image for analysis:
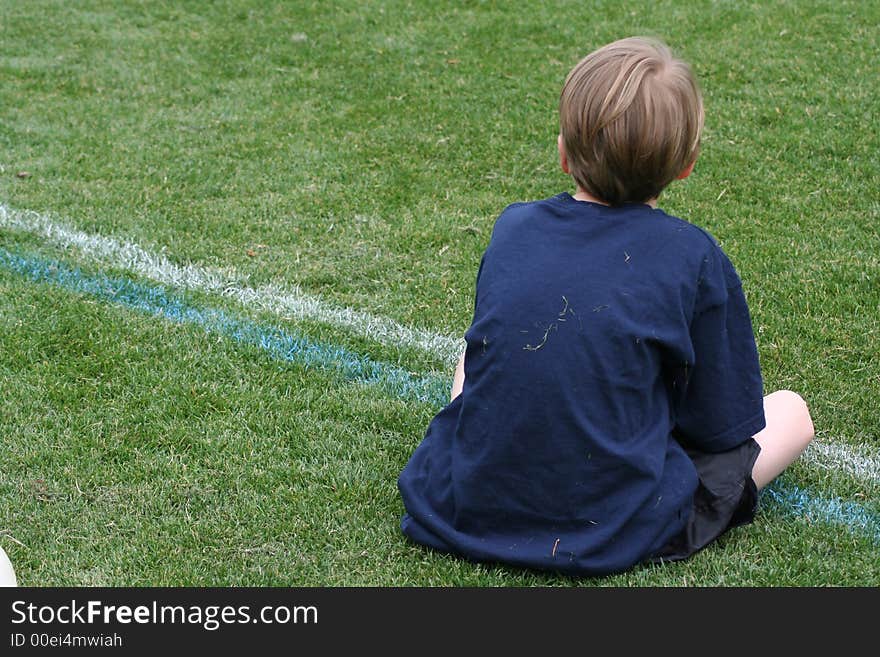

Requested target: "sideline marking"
[
  {"left": 0, "top": 204, "right": 464, "bottom": 365},
  {"left": 803, "top": 440, "right": 880, "bottom": 487},
  {"left": 0, "top": 248, "right": 450, "bottom": 408},
  {"left": 764, "top": 480, "right": 880, "bottom": 545}
]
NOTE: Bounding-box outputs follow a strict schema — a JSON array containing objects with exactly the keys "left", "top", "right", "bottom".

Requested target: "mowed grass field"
[{"left": 1, "top": 0, "right": 878, "bottom": 586}]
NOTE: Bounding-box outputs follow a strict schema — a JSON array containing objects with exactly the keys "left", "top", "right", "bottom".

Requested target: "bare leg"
[
  {"left": 751, "top": 390, "right": 815, "bottom": 489},
  {"left": 450, "top": 352, "right": 466, "bottom": 400}
]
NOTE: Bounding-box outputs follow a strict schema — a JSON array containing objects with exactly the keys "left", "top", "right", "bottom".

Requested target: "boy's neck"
[{"left": 572, "top": 187, "right": 658, "bottom": 208}]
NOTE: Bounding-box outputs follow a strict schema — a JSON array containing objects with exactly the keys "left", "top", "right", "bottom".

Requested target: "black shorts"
[{"left": 647, "top": 438, "right": 762, "bottom": 564}]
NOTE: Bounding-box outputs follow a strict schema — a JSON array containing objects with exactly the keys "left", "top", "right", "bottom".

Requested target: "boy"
[{"left": 397, "top": 37, "right": 814, "bottom": 576}]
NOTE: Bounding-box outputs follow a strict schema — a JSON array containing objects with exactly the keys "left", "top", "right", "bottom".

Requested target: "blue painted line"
[
  {"left": 763, "top": 480, "right": 880, "bottom": 545},
  {"left": 0, "top": 248, "right": 450, "bottom": 408},
  {"left": 1, "top": 247, "right": 878, "bottom": 547}
]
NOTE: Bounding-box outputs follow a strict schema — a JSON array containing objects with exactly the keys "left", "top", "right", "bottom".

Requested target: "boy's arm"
[
  {"left": 451, "top": 351, "right": 466, "bottom": 400},
  {"left": 673, "top": 251, "right": 766, "bottom": 453}
]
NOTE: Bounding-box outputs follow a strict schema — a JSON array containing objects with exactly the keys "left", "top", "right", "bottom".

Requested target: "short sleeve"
[{"left": 672, "top": 250, "right": 766, "bottom": 452}]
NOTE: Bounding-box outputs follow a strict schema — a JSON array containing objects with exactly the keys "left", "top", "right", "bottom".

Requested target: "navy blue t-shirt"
[{"left": 398, "top": 193, "right": 766, "bottom": 575}]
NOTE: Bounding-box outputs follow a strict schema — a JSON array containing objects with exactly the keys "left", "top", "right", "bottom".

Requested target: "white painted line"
[
  {"left": 804, "top": 440, "right": 880, "bottom": 487},
  {"left": 0, "top": 204, "right": 464, "bottom": 365}
]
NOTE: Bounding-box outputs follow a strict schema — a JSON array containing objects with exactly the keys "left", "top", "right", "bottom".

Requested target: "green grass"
[{"left": 1, "top": 0, "right": 878, "bottom": 585}]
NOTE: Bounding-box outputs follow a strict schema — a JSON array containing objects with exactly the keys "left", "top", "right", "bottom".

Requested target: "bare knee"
[
  {"left": 767, "top": 389, "right": 815, "bottom": 447},
  {"left": 751, "top": 390, "right": 816, "bottom": 489}
]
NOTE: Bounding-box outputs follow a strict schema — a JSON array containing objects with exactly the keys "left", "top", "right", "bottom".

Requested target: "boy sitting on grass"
[{"left": 398, "top": 36, "right": 814, "bottom": 576}]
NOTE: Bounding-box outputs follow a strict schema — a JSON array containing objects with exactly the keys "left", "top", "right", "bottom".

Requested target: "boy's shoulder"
[
  {"left": 491, "top": 193, "right": 741, "bottom": 288},
  {"left": 495, "top": 193, "right": 720, "bottom": 247}
]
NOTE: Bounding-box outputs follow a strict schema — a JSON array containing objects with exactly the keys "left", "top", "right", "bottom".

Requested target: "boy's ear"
[
  {"left": 557, "top": 134, "right": 571, "bottom": 174},
  {"left": 676, "top": 160, "right": 697, "bottom": 180}
]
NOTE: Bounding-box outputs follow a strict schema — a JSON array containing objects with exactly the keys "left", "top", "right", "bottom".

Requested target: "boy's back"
[{"left": 398, "top": 193, "right": 764, "bottom": 574}]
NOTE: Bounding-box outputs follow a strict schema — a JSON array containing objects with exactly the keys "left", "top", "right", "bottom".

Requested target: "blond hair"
[{"left": 559, "top": 37, "right": 704, "bottom": 205}]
